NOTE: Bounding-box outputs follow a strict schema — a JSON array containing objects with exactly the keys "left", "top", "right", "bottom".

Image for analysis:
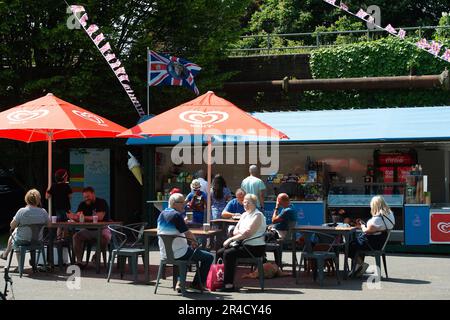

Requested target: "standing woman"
[
  {"left": 349, "top": 195, "right": 395, "bottom": 277},
  {"left": 215, "top": 193, "right": 266, "bottom": 292},
  {"left": 210, "top": 174, "right": 232, "bottom": 220}
]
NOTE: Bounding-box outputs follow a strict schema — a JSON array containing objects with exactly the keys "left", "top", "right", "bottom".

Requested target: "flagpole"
[{"left": 147, "top": 47, "right": 150, "bottom": 115}]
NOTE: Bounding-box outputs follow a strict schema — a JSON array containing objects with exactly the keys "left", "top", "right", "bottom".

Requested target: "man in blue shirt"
[
  {"left": 271, "top": 193, "right": 297, "bottom": 239},
  {"left": 221, "top": 188, "right": 246, "bottom": 219},
  {"left": 158, "top": 193, "right": 214, "bottom": 292}
]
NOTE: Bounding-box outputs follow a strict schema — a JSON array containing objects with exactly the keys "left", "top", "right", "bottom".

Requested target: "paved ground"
[{"left": 1, "top": 248, "right": 450, "bottom": 300}]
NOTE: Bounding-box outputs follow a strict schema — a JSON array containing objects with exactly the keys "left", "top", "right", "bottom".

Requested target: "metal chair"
[
  {"left": 265, "top": 220, "right": 297, "bottom": 269},
  {"left": 359, "top": 230, "right": 391, "bottom": 279},
  {"left": 107, "top": 223, "right": 147, "bottom": 283},
  {"left": 154, "top": 234, "right": 203, "bottom": 296},
  {"left": 6, "top": 224, "right": 47, "bottom": 278},
  {"left": 236, "top": 234, "right": 266, "bottom": 291},
  {"left": 296, "top": 230, "right": 340, "bottom": 286}
]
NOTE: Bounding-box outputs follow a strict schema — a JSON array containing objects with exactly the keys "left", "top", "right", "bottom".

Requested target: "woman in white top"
[
  {"left": 215, "top": 193, "right": 266, "bottom": 291},
  {"left": 349, "top": 195, "right": 395, "bottom": 277}
]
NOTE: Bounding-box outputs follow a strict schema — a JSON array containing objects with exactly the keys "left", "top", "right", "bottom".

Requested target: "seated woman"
[
  {"left": 215, "top": 193, "right": 266, "bottom": 292},
  {"left": 349, "top": 195, "right": 395, "bottom": 277},
  {"left": 0, "top": 189, "right": 49, "bottom": 264}
]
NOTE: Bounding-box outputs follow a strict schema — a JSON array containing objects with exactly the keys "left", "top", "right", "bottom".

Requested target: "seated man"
[
  {"left": 221, "top": 188, "right": 246, "bottom": 219},
  {"left": 68, "top": 186, "right": 111, "bottom": 267},
  {"left": 270, "top": 193, "right": 297, "bottom": 240},
  {"left": 158, "top": 193, "right": 214, "bottom": 292}
]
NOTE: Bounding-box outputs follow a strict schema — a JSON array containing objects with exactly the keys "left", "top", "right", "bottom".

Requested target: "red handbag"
[{"left": 206, "top": 258, "right": 224, "bottom": 291}]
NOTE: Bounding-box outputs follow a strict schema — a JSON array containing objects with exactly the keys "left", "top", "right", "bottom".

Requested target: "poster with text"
[{"left": 69, "top": 148, "right": 110, "bottom": 213}]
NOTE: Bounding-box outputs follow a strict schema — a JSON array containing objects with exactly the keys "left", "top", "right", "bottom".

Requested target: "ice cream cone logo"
[
  {"left": 437, "top": 222, "right": 450, "bottom": 234},
  {"left": 179, "top": 111, "right": 229, "bottom": 127},
  {"left": 72, "top": 110, "right": 108, "bottom": 127},
  {"left": 128, "top": 152, "right": 143, "bottom": 185},
  {"left": 7, "top": 109, "right": 49, "bottom": 123}
]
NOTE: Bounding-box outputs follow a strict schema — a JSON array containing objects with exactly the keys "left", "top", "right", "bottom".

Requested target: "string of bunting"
[
  {"left": 323, "top": 0, "right": 450, "bottom": 63},
  {"left": 69, "top": 5, "right": 145, "bottom": 116}
]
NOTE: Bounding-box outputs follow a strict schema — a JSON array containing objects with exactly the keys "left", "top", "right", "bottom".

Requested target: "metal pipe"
[{"left": 223, "top": 70, "right": 450, "bottom": 93}]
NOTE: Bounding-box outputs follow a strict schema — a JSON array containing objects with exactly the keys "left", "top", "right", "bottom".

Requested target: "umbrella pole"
[
  {"left": 47, "top": 133, "right": 52, "bottom": 217},
  {"left": 206, "top": 136, "right": 212, "bottom": 224}
]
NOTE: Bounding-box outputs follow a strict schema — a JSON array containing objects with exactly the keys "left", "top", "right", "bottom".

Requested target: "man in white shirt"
[{"left": 241, "top": 165, "right": 266, "bottom": 210}]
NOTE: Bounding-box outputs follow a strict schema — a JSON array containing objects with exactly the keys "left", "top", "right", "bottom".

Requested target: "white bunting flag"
[
  {"left": 79, "top": 13, "right": 88, "bottom": 27},
  {"left": 416, "top": 39, "right": 430, "bottom": 50},
  {"left": 339, "top": 2, "right": 348, "bottom": 11},
  {"left": 428, "top": 41, "right": 442, "bottom": 56},
  {"left": 366, "top": 16, "right": 375, "bottom": 23},
  {"left": 442, "top": 49, "right": 450, "bottom": 62},
  {"left": 69, "top": 5, "right": 144, "bottom": 116},
  {"left": 397, "top": 29, "right": 406, "bottom": 39},
  {"left": 356, "top": 9, "right": 368, "bottom": 19},
  {"left": 99, "top": 42, "right": 111, "bottom": 54},
  {"left": 104, "top": 53, "right": 116, "bottom": 62},
  {"left": 93, "top": 33, "right": 105, "bottom": 46},
  {"left": 385, "top": 24, "right": 397, "bottom": 34},
  {"left": 86, "top": 24, "right": 99, "bottom": 37},
  {"left": 325, "top": 0, "right": 337, "bottom": 5}
]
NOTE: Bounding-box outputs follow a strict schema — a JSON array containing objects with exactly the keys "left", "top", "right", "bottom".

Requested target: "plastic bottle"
[{"left": 79, "top": 212, "right": 85, "bottom": 223}]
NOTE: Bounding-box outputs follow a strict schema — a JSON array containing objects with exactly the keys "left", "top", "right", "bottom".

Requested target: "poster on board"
[{"left": 69, "top": 148, "right": 110, "bottom": 213}]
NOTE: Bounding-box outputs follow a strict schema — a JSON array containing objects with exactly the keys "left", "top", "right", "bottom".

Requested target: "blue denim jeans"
[{"left": 177, "top": 247, "right": 214, "bottom": 285}]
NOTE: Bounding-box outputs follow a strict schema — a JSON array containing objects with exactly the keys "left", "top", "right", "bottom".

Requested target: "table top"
[
  {"left": 49, "top": 221, "right": 123, "bottom": 228},
  {"left": 144, "top": 228, "right": 222, "bottom": 236},
  {"left": 292, "top": 225, "right": 357, "bottom": 232},
  {"left": 211, "top": 218, "right": 239, "bottom": 224}
]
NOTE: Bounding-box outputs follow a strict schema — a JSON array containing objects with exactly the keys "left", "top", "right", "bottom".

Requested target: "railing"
[{"left": 228, "top": 25, "right": 450, "bottom": 57}]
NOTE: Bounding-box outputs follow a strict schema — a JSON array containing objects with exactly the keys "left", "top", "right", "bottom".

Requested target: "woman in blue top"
[{"left": 210, "top": 174, "right": 232, "bottom": 220}]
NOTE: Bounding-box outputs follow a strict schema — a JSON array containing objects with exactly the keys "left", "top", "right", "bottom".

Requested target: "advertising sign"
[{"left": 430, "top": 212, "right": 450, "bottom": 244}]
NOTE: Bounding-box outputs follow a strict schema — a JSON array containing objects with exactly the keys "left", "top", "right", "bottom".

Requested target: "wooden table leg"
[
  {"left": 144, "top": 233, "right": 150, "bottom": 283},
  {"left": 96, "top": 228, "right": 101, "bottom": 274}
]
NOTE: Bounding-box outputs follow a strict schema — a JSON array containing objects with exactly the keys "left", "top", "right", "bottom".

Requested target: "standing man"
[
  {"left": 158, "top": 193, "right": 214, "bottom": 292},
  {"left": 68, "top": 187, "right": 111, "bottom": 267},
  {"left": 241, "top": 165, "right": 266, "bottom": 211}
]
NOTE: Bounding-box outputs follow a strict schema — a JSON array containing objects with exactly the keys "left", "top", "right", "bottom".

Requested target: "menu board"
[{"left": 69, "top": 148, "right": 110, "bottom": 213}]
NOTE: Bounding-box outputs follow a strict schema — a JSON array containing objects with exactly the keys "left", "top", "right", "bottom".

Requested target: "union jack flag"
[{"left": 148, "top": 50, "right": 201, "bottom": 95}]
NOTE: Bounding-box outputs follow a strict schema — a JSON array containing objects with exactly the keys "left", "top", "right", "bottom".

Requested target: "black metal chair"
[
  {"left": 296, "top": 230, "right": 341, "bottom": 286},
  {"left": 358, "top": 230, "right": 391, "bottom": 279},
  {"left": 107, "top": 223, "right": 147, "bottom": 283},
  {"left": 236, "top": 233, "right": 267, "bottom": 291},
  {"left": 6, "top": 224, "right": 47, "bottom": 278},
  {"left": 154, "top": 234, "right": 203, "bottom": 296}
]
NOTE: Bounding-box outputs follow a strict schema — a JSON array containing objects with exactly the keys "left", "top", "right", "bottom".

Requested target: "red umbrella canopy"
[
  {"left": 0, "top": 93, "right": 128, "bottom": 142},
  {"left": 118, "top": 91, "right": 288, "bottom": 139}
]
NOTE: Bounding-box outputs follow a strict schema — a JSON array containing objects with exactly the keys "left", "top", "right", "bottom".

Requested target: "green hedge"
[{"left": 301, "top": 37, "right": 450, "bottom": 109}]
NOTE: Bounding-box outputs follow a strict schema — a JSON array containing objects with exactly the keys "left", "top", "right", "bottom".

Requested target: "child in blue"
[{"left": 185, "top": 179, "right": 207, "bottom": 224}]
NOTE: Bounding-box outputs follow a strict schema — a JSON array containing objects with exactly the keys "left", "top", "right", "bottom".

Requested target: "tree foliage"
[{"left": 0, "top": 0, "right": 250, "bottom": 123}]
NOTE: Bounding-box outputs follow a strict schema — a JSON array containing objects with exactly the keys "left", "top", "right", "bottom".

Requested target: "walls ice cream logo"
[
  {"left": 7, "top": 109, "right": 49, "bottom": 123},
  {"left": 179, "top": 111, "right": 229, "bottom": 128},
  {"left": 437, "top": 222, "right": 450, "bottom": 234},
  {"left": 72, "top": 110, "right": 107, "bottom": 126}
]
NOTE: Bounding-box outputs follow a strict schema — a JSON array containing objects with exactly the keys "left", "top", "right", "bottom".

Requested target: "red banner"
[
  {"left": 377, "top": 153, "right": 415, "bottom": 166},
  {"left": 430, "top": 213, "right": 450, "bottom": 243}
]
